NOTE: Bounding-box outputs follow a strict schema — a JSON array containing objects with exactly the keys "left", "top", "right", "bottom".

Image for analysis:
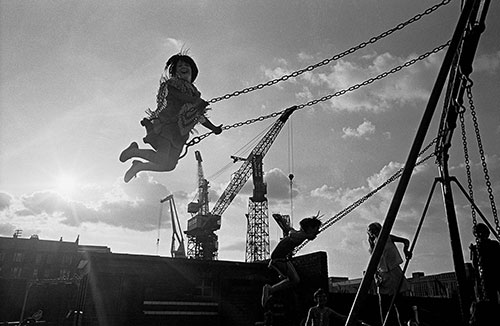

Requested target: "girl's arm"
[{"left": 390, "top": 234, "right": 412, "bottom": 260}]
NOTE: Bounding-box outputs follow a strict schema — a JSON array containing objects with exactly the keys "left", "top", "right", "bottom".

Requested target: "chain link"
[
  {"left": 184, "top": 42, "right": 450, "bottom": 153},
  {"left": 207, "top": 0, "right": 452, "bottom": 105},
  {"left": 459, "top": 109, "right": 477, "bottom": 223},
  {"left": 465, "top": 79, "right": 499, "bottom": 235},
  {"left": 295, "top": 138, "right": 440, "bottom": 254}
]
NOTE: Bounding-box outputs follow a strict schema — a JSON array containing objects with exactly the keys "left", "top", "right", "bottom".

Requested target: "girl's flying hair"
[{"left": 299, "top": 211, "right": 323, "bottom": 230}]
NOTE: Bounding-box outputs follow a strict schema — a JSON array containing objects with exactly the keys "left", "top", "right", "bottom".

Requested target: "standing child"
[
  {"left": 469, "top": 222, "right": 500, "bottom": 303},
  {"left": 305, "top": 288, "right": 348, "bottom": 326},
  {"left": 261, "top": 213, "right": 322, "bottom": 308},
  {"left": 119, "top": 53, "right": 222, "bottom": 182},
  {"left": 367, "top": 222, "right": 412, "bottom": 326}
]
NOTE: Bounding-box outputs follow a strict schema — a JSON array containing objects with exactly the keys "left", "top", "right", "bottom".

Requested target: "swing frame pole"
[
  {"left": 382, "top": 178, "right": 440, "bottom": 326},
  {"left": 437, "top": 152, "right": 473, "bottom": 323},
  {"left": 435, "top": 0, "right": 490, "bottom": 322},
  {"left": 345, "top": 1, "right": 478, "bottom": 325}
]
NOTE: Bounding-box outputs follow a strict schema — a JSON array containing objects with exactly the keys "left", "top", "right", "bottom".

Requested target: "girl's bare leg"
[
  {"left": 124, "top": 160, "right": 174, "bottom": 183},
  {"left": 122, "top": 139, "right": 183, "bottom": 182}
]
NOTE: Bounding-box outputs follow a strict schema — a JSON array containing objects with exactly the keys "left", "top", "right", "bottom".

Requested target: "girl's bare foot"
[
  {"left": 124, "top": 160, "right": 141, "bottom": 183},
  {"left": 119, "top": 142, "right": 138, "bottom": 162}
]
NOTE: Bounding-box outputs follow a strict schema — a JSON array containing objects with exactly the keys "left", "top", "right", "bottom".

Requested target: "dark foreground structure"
[
  {"left": 76, "top": 251, "right": 328, "bottom": 326},
  {"left": 2, "top": 250, "right": 465, "bottom": 326}
]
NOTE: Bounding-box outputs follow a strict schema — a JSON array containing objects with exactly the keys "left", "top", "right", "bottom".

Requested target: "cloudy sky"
[{"left": 1, "top": 0, "right": 499, "bottom": 279}]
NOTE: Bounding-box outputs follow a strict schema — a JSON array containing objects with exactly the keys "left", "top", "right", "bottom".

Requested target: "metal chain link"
[
  {"left": 207, "top": 0, "right": 452, "bottom": 105},
  {"left": 296, "top": 42, "right": 450, "bottom": 110},
  {"left": 295, "top": 138, "right": 441, "bottom": 254},
  {"left": 465, "top": 79, "right": 499, "bottom": 235},
  {"left": 459, "top": 109, "right": 477, "bottom": 224},
  {"left": 185, "top": 42, "right": 450, "bottom": 153}
]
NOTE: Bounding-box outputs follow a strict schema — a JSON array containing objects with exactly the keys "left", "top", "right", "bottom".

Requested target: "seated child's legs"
[
  {"left": 286, "top": 261, "right": 300, "bottom": 284},
  {"left": 153, "top": 138, "right": 183, "bottom": 171},
  {"left": 269, "top": 259, "right": 287, "bottom": 279},
  {"left": 269, "top": 259, "right": 299, "bottom": 284}
]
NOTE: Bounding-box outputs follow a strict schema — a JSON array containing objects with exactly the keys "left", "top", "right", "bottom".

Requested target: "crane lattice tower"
[{"left": 245, "top": 154, "right": 270, "bottom": 262}]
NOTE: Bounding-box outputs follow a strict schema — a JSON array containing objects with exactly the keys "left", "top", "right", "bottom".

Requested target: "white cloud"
[
  {"left": 342, "top": 120, "right": 376, "bottom": 139},
  {"left": 262, "top": 50, "right": 444, "bottom": 113},
  {"left": 310, "top": 184, "right": 337, "bottom": 200},
  {"left": 0, "top": 192, "right": 13, "bottom": 211},
  {"left": 0, "top": 174, "right": 174, "bottom": 234},
  {"left": 164, "top": 38, "right": 185, "bottom": 52}
]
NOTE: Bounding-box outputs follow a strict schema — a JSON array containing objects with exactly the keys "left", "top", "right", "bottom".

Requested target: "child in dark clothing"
[
  {"left": 261, "top": 213, "right": 322, "bottom": 307},
  {"left": 119, "top": 53, "right": 222, "bottom": 182}
]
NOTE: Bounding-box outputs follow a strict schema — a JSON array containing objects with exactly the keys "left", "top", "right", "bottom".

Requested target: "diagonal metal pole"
[
  {"left": 382, "top": 178, "right": 440, "bottom": 326},
  {"left": 435, "top": 0, "right": 490, "bottom": 322},
  {"left": 345, "top": 1, "right": 477, "bottom": 325},
  {"left": 451, "top": 177, "right": 500, "bottom": 242}
]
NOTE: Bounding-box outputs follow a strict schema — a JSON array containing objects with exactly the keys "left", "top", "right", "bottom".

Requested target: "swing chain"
[
  {"left": 185, "top": 109, "right": 286, "bottom": 147},
  {"left": 465, "top": 78, "right": 499, "bottom": 234},
  {"left": 206, "top": 0, "right": 452, "bottom": 105},
  {"left": 459, "top": 106, "right": 477, "bottom": 223},
  {"left": 296, "top": 42, "right": 450, "bottom": 111},
  {"left": 295, "top": 137, "right": 440, "bottom": 254},
  {"left": 184, "top": 41, "right": 450, "bottom": 155}
]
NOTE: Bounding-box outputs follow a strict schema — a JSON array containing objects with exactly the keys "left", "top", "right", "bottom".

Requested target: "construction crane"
[
  {"left": 185, "top": 151, "right": 220, "bottom": 259},
  {"left": 158, "top": 195, "right": 186, "bottom": 258},
  {"left": 242, "top": 154, "right": 270, "bottom": 262},
  {"left": 184, "top": 105, "right": 298, "bottom": 260},
  {"left": 188, "top": 151, "right": 210, "bottom": 216}
]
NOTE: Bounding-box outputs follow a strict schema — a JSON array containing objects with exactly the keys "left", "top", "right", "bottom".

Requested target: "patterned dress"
[{"left": 146, "top": 77, "right": 208, "bottom": 152}]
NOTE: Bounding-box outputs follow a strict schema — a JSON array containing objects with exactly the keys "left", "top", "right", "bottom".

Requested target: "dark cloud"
[
  {"left": 21, "top": 190, "right": 99, "bottom": 226},
  {"left": 235, "top": 168, "right": 299, "bottom": 202},
  {"left": 9, "top": 174, "right": 177, "bottom": 232}
]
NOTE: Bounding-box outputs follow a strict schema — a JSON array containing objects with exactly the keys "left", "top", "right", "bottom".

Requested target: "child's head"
[
  {"left": 367, "top": 222, "right": 382, "bottom": 239},
  {"left": 165, "top": 54, "right": 199, "bottom": 82},
  {"left": 473, "top": 223, "right": 490, "bottom": 240},
  {"left": 299, "top": 213, "right": 322, "bottom": 234},
  {"left": 313, "top": 288, "right": 328, "bottom": 306}
]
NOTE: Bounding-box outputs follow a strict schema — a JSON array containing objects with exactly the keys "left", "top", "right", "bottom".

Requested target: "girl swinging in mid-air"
[{"left": 119, "top": 53, "right": 222, "bottom": 182}]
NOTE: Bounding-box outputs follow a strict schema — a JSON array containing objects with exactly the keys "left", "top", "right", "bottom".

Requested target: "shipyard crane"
[
  {"left": 158, "top": 195, "right": 186, "bottom": 258},
  {"left": 185, "top": 106, "right": 298, "bottom": 260},
  {"left": 239, "top": 153, "right": 271, "bottom": 262},
  {"left": 188, "top": 151, "right": 210, "bottom": 216},
  {"left": 185, "top": 151, "right": 220, "bottom": 259}
]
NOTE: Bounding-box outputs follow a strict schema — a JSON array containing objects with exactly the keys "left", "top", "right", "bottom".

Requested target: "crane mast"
[
  {"left": 159, "top": 195, "right": 186, "bottom": 258},
  {"left": 188, "top": 151, "right": 210, "bottom": 216},
  {"left": 245, "top": 154, "right": 271, "bottom": 262},
  {"left": 186, "top": 151, "right": 220, "bottom": 259},
  {"left": 185, "top": 106, "right": 297, "bottom": 260}
]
